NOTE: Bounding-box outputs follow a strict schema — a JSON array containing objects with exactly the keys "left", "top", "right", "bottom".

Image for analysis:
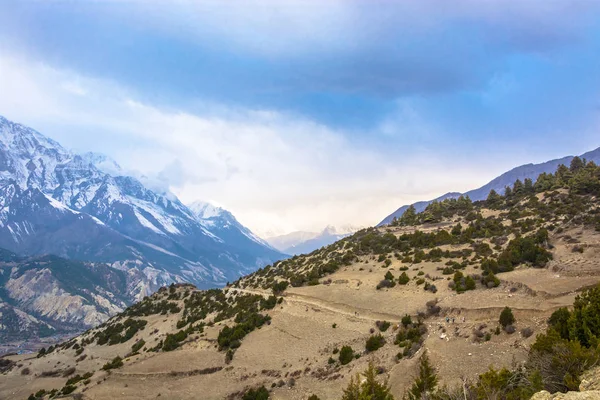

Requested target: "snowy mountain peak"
[
  {"left": 80, "top": 151, "right": 123, "bottom": 176},
  {"left": 0, "top": 115, "right": 285, "bottom": 289},
  {"left": 321, "top": 225, "right": 362, "bottom": 236},
  {"left": 188, "top": 201, "right": 226, "bottom": 220},
  {"left": 0, "top": 116, "right": 66, "bottom": 155}
]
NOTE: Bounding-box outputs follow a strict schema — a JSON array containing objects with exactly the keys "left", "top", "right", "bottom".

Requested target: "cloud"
[
  {"left": 4, "top": 0, "right": 599, "bottom": 115},
  {"left": 0, "top": 51, "right": 498, "bottom": 235}
]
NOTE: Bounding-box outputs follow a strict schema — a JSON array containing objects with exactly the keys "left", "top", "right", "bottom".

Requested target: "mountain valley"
[{"left": 2, "top": 158, "right": 599, "bottom": 399}]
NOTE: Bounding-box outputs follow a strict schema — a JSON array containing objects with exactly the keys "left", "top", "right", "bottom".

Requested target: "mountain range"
[
  {"left": 378, "top": 147, "right": 600, "bottom": 226},
  {"left": 0, "top": 115, "right": 285, "bottom": 338},
  {"left": 266, "top": 225, "right": 361, "bottom": 255}
]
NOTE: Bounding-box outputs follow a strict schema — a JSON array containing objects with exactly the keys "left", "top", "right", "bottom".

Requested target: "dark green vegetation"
[
  {"left": 341, "top": 363, "right": 394, "bottom": 400},
  {"left": 366, "top": 334, "right": 386, "bottom": 352},
  {"left": 102, "top": 356, "right": 123, "bottom": 371},
  {"left": 395, "top": 318, "right": 428, "bottom": 360},
  {"left": 242, "top": 386, "right": 270, "bottom": 400},
  {"left": 94, "top": 318, "right": 148, "bottom": 345},
  {"left": 232, "top": 159, "right": 600, "bottom": 298},
  {"left": 499, "top": 307, "right": 516, "bottom": 329},
  {"left": 339, "top": 345, "right": 355, "bottom": 365}
]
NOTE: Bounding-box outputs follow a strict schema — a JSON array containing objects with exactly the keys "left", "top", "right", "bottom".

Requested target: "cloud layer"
[{"left": 1, "top": 1, "right": 600, "bottom": 235}]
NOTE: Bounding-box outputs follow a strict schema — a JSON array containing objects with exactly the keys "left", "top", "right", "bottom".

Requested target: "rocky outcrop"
[{"left": 531, "top": 367, "right": 600, "bottom": 399}]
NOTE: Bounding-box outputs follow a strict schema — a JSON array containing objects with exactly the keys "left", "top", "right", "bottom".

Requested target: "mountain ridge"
[{"left": 378, "top": 146, "right": 600, "bottom": 226}]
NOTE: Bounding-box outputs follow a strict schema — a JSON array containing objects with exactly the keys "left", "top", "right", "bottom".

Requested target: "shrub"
[
  {"left": 548, "top": 307, "right": 571, "bottom": 340},
  {"left": 272, "top": 281, "right": 288, "bottom": 295},
  {"left": 242, "top": 386, "right": 269, "bottom": 400},
  {"left": 398, "top": 272, "right": 410, "bottom": 285},
  {"left": 376, "top": 279, "right": 395, "bottom": 290},
  {"left": 376, "top": 321, "right": 391, "bottom": 332},
  {"left": 499, "top": 307, "right": 515, "bottom": 328},
  {"left": 521, "top": 327, "right": 534, "bottom": 338},
  {"left": 365, "top": 334, "right": 385, "bottom": 352},
  {"left": 465, "top": 276, "right": 476, "bottom": 290},
  {"left": 102, "top": 356, "right": 123, "bottom": 371},
  {"left": 341, "top": 363, "right": 393, "bottom": 400},
  {"left": 401, "top": 315, "right": 412, "bottom": 327},
  {"left": 339, "top": 346, "right": 354, "bottom": 365},
  {"left": 505, "top": 325, "right": 516, "bottom": 334}
]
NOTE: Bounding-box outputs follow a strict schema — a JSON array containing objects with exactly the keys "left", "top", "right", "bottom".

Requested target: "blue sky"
[{"left": 1, "top": 1, "right": 600, "bottom": 235}]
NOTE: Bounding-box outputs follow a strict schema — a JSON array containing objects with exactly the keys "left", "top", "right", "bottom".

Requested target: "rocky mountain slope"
[
  {"left": 0, "top": 249, "right": 148, "bottom": 343},
  {"left": 2, "top": 159, "right": 599, "bottom": 399},
  {"left": 378, "top": 147, "right": 600, "bottom": 226},
  {"left": 0, "top": 115, "right": 285, "bottom": 293},
  {"left": 266, "top": 225, "right": 361, "bottom": 255}
]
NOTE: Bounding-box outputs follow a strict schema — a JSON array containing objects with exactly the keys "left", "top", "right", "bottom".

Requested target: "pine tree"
[
  {"left": 499, "top": 306, "right": 515, "bottom": 328},
  {"left": 400, "top": 205, "right": 418, "bottom": 226},
  {"left": 342, "top": 363, "right": 394, "bottom": 400},
  {"left": 486, "top": 189, "right": 503, "bottom": 209},
  {"left": 406, "top": 352, "right": 438, "bottom": 400},
  {"left": 570, "top": 156, "right": 585, "bottom": 172}
]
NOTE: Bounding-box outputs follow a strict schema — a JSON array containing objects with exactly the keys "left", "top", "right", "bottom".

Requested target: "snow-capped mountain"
[
  {"left": 80, "top": 151, "right": 124, "bottom": 176},
  {"left": 188, "top": 200, "right": 277, "bottom": 252},
  {"left": 266, "top": 225, "right": 362, "bottom": 256},
  {"left": 0, "top": 115, "right": 285, "bottom": 293}
]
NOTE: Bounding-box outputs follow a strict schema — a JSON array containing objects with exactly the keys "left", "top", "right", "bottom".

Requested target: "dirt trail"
[{"left": 232, "top": 287, "right": 403, "bottom": 322}]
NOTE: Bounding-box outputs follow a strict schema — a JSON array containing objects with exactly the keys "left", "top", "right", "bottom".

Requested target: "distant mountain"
[
  {"left": 267, "top": 225, "right": 361, "bottom": 255},
  {"left": 188, "top": 200, "right": 279, "bottom": 256},
  {"left": 0, "top": 249, "right": 149, "bottom": 342},
  {"left": 378, "top": 147, "right": 600, "bottom": 226},
  {"left": 0, "top": 115, "right": 285, "bottom": 292}
]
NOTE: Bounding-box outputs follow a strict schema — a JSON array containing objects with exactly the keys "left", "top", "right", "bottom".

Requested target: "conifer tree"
[
  {"left": 342, "top": 363, "right": 394, "bottom": 400},
  {"left": 406, "top": 352, "right": 438, "bottom": 400}
]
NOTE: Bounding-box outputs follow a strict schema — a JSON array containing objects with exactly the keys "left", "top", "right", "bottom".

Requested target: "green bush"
[
  {"left": 339, "top": 345, "right": 354, "bottom": 365},
  {"left": 365, "top": 334, "right": 385, "bottom": 352},
  {"left": 242, "top": 385, "right": 269, "bottom": 400},
  {"left": 499, "top": 307, "right": 515, "bottom": 328},
  {"left": 341, "top": 363, "right": 393, "bottom": 400},
  {"left": 102, "top": 356, "right": 123, "bottom": 371},
  {"left": 398, "top": 272, "right": 410, "bottom": 285}
]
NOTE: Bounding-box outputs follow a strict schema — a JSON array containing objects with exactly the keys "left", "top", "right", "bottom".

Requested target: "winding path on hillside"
[
  {"left": 231, "top": 287, "right": 403, "bottom": 322},
  {"left": 231, "top": 285, "right": 571, "bottom": 323}
]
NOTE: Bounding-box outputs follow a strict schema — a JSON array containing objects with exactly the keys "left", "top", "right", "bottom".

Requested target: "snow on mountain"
[
  {"left": 80, "top": 151, "right": 123, "bottom": 176},
  {"left": 187, "top": 200, "right": 279, "bottom": 254},
  {"left": 188, "top": 201, "right": 224, "bottom": 220},
  {"left": 267, "top": 225, "right": 363, "bottom": 256},
  {"left": 0, "top": 115, "right": 285, "bottom": 292}
]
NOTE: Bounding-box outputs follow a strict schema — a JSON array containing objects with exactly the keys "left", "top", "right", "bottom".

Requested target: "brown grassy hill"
[{"left": 1, "top": 160, "right": 600, "bottom": 400}]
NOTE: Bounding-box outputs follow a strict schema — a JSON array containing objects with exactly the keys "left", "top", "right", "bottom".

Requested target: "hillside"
[
  {"left": 1, "top": 159, "right": 600, "bottom": 399},
  {"left": 378, "top": 147, "right": 600, "bottom": 226}
]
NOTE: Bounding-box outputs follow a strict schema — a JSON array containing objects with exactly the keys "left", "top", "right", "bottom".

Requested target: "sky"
[{"left": 1, "top": 0, "right": 600, "bottom": 237}]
